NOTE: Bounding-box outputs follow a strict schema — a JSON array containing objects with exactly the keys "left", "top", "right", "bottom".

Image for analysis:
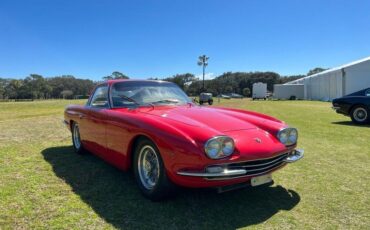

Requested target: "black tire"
[
  {"left": 133, "top": 138, "right": 175, "bottom": 201},
  {"left": 199, "top": 100, "right": 204, "bottom": 105},
  {"left": 208, "top": 100, "right": 213, "bottom": 105},
  {"left": 350, "top": 105, "right": 369, "bottom": 125},
  {"left": 71, "top": 122, "right": 86, "bottom": 154}
]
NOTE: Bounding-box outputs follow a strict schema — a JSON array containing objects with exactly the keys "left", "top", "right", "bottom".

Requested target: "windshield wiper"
[
  {"left": 118, "top": 95, "right": 140, "bottom": 105},
  {"left": 118, "top": 95, "right": 154, "bottom": 108}
]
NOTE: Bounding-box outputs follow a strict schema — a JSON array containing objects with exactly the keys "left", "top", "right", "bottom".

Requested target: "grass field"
[{"left": 0, "top": 99, "right": 369, "bottom": 229}]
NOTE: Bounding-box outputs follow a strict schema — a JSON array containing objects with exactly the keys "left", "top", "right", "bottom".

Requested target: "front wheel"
[
  {"left": 133, "top": 138, "right": 175, "bottom": 201},
  {"left": 350, "top": 106, "right": 369, "bottom": 124}
]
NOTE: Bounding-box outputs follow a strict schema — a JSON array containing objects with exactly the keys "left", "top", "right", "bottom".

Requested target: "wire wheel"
[{"left": 137, "top": 145, "right": 160, "bottom": 190}]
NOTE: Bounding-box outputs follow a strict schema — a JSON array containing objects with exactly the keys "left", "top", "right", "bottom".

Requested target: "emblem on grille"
[{"left": 254, "top": 138, "right": 262, "bottom": 143}]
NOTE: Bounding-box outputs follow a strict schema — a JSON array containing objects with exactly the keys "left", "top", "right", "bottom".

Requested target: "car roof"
[
  {"left": 106, "top": 79, "right": 169, "bottom": 85},
  {"left": 96, "top": 79, "right": 174, "bottom": 88}
]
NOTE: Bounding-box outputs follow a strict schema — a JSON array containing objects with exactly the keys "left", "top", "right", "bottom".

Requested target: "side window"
[
  {"left": 90, "top": 85, "right": 109, "bottom": 108},
  {"left": 365, "top": 89, "right": 370, "bottom": 97}
]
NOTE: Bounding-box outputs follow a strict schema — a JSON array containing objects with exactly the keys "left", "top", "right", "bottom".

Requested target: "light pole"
[{"left": 197, "top": 55, "right": 209, "bottom": 92}]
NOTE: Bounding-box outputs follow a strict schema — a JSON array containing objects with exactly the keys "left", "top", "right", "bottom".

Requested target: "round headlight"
[
  {"left": 288, "top": 128, "right": 298, "bottom": 144},
  {"left": 222, "top": 138, "right": 234, "bottom": 156},
  {"left": 205, "top": 139, "right": 221, "bottom": 158},
  {"left": 204, "top": 136, "right": 235, "bottom": 159},
  {"left": 277, "top": 128, "right": 298, "bottom": 146}
]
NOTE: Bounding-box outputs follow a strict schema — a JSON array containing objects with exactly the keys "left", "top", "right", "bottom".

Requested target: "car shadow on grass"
[
  {"left": 42, "top": 146, "right": 300, "bottom": 230},
  {"left": 331, "top": 121, "right": 370, "bottom": 127}
]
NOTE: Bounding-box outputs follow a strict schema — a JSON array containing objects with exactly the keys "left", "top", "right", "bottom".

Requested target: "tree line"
[
  {"left": 0, "top": 71, "right": 127, "bottom": 100},
  {"left": 0, "top": 75, "right": 95, "bottom": 100},
  {"left": 0, "top": 68, "right": 324, "bottom": 99},
  {"left": 163, "top": 72, "right": 305, "bottom": 96}
]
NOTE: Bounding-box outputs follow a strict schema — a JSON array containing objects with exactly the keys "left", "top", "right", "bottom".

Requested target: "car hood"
[{"left": 140, "top": 105, "right": 257, "bottom": 132}]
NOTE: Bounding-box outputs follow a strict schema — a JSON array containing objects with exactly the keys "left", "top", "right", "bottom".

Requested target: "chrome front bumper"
[
  {"left": 283, "top": 149, "right": 304, "bottom": 163},
  {"left": 177, "top": 149, "right": 304, "bottom": 179}
]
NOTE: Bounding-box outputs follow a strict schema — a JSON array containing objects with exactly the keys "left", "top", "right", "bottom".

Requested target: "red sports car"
[{"left": 64, "top": 80, "right": 303, "bottom": 200}]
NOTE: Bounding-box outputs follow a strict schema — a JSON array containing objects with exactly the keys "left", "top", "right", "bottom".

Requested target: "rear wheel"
[
  {"left": 72, "top": 122, "right": 85, "bottom": 154},
  {"left": 350, "top": 106, "right": 369, "bottom": 124},
  {"left": 133, "top": 138, "right": 175, "bottom": 201},
  {"left": 208, "top": 99, "right": 213, "bottom": 105}
]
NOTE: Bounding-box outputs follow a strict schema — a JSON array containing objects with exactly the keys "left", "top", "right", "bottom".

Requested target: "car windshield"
[{"left": 111, "top": 81, "right": 191, "bottom": 107}]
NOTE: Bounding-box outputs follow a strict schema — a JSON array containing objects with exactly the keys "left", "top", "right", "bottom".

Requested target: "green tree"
[
  {"left": 242, "top": 88, "right": 251, "bottom": 97},
  {"left": 163, "top": 73, "right": 197, "bottom": 91},
  {"left": 307, "top": 67, "right": 327, "bottom": 76},
  {"left": 103, "top": 71, "right": 129, "bottom": 80},
  {"left": 0, "top": 78, "right": 7, "bottom": 99},
  {"left": 112, "top": 71, "right": 129, "bottom": 79},
  {"left": 278, "top": 75, "right": 305, "bottom": 84},
  {"left": 60, "top": 90, "right": 74, "bottom": 99},
  {"left": 5, "top": 79, "right": 22, "bottom": 99}
]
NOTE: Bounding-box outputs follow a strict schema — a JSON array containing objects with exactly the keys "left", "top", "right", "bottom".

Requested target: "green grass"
[{"left": 0, "top": 99, "right": 369, "bottom": 229}]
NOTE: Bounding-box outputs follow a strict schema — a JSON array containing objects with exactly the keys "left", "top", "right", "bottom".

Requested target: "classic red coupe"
[{"left": 64, "top": 80, "right": 303, "bottom": 200}]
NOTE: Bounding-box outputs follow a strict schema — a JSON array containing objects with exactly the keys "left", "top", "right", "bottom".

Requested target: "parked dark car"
[{"left": 332, "top": 88, "right": 370, "bottom": 124}]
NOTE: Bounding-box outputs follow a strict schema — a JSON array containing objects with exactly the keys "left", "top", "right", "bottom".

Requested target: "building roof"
[{"left": 286, "top": 56, "right": 370, "bottom": 84}]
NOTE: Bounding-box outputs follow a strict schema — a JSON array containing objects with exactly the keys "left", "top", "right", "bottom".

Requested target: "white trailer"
[{"left": 252, "top": 82, "right": 267, "bottom": 100}]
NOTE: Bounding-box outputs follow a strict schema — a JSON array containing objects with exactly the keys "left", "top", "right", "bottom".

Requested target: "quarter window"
[
  {"left": 365, "top": 89, "right": 370, "bottom": 97},
  {"left": 90, "top": 85, "right": 109, "bottom": 107}
]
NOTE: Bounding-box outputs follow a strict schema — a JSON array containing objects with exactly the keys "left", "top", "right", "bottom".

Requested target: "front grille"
[
  {"left": 228, "top": 152, "right": 288, "bottom": 177},
  {"left": 205, "top": 152, "right": 288, "bottom": 180}
]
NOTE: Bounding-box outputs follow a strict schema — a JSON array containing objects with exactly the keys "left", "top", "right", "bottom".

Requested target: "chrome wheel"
[
  {"left": 73, "top": 123, "right": 81, "bottom": 150},
  {"left": 353, "top": 107, "right": 368, "bottom": 122},
  {"left": 138, "top": 145, "right": 160, "bottom": 190}
]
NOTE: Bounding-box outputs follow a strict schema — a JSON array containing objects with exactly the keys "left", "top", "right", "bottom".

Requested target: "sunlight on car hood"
[{"left": 141, "top": 105, "right": 257, "bottom": 132}]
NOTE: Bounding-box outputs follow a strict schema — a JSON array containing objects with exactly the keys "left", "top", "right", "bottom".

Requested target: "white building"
[{"left": 274, "top": 56, "right": 370, "bottom": 101}]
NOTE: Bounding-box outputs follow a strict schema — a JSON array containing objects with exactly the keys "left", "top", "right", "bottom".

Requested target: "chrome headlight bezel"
[
  {"left": 277, "top": 127, "right": 298, "bottom": 146},
  {"left": 204, "top": 136, "right": 235, "bottom": 159}
]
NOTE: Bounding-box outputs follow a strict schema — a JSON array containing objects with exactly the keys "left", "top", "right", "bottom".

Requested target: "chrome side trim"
[
  {"left": 283, "top": 149, "right": 304, "bottom": 163},
  {"left": 177, "top": 169, "right": 246, "bottom": 177}
]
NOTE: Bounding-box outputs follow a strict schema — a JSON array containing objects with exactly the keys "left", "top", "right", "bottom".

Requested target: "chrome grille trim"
[
  {"left": 205, "top": 152, "right": 289, "bottom": 180},
  {"left": 228, "top": 153, "right": 288, "bottom": 168},
  {"left": 205, "top": 162, "right": 286, "bottom": 180},
  {"left": 233, "top": 158, "right": 286, "bottom": 172},
  {"left": 177, "top": 150, "right": 303, "bottom": 181}
]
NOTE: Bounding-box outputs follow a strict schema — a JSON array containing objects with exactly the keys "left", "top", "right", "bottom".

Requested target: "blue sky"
[{"left": 1, "top": 0, "right": 370, "bottom": 80}]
